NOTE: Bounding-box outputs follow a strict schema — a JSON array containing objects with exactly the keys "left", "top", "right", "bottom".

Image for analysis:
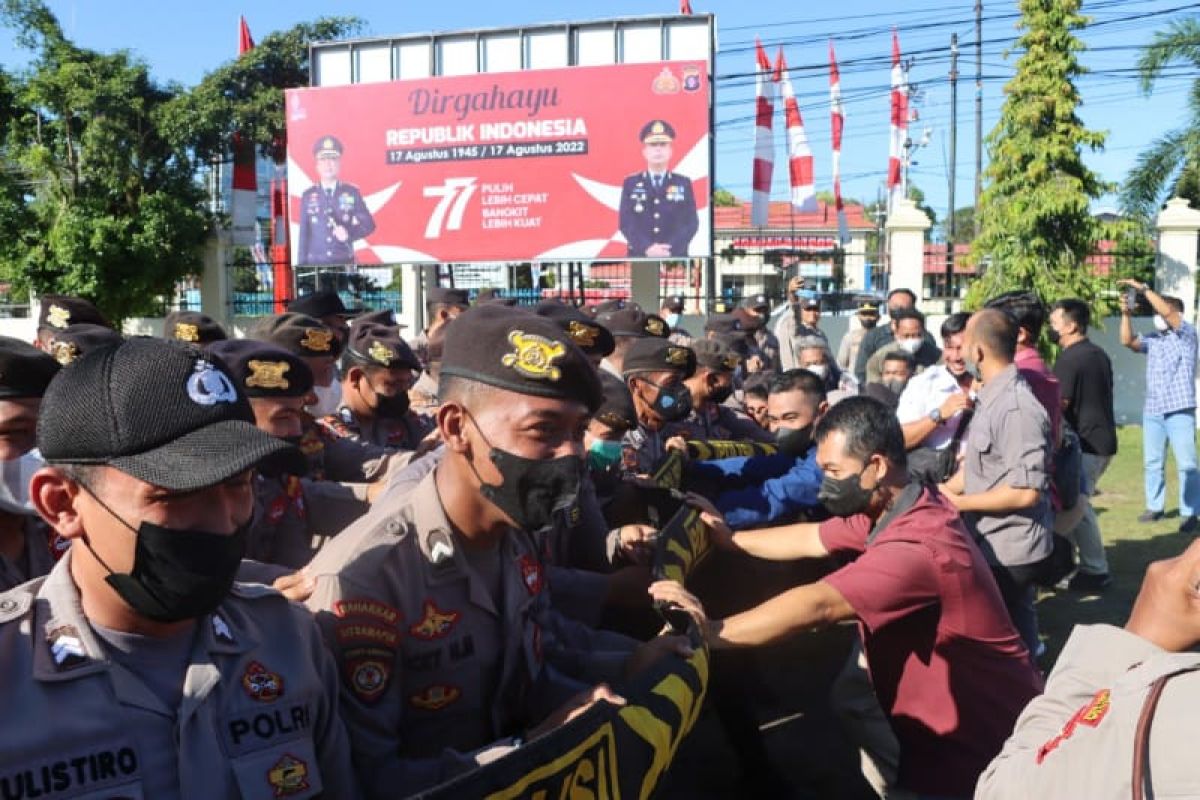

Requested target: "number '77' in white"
[{"left": 423, "top": 177, "right": 478, "bottom": 239}]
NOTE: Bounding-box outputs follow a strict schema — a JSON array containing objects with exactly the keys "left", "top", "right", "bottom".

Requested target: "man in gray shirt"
[{"left": 939, "top": 309, "right": 1052, "bottom": 658}]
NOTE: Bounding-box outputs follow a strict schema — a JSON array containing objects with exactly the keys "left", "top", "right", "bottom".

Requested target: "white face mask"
[
  {"left": 307, "top": 382, "right": 342, "bottom": 417},
  {"left": 804, "top": 363, "right": 829, "bottom": 379},
  {"left": 0, "top": 450, "right": 43, "bottom": 516},
  {"left": 898, "top": 337, "right": 922, "bottom": 354},
  {"left": 1153, "top": 314, "right": 1170, "bottom": 332}
]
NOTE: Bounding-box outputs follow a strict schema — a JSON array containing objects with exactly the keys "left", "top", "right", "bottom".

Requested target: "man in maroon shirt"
[{"left": 653, "top": 396, "right": 1043, "bottom": 799}]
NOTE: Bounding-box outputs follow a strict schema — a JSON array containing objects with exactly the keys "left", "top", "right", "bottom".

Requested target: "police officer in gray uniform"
[
  {"left": 304, "top": 304, "right": 691, "bottom": 798},
  {"left": 0, "top": 338, "right": 59, "bottom": 591},
  {"left": 298, "top": 135, "right": 377, "bottom": 266},
  {"left": 618, "top": 120, "right": 699, "bottom": 259},
  {"left": 208, "top": 339, "right": 370, "bottom": 571},
  {"left": 0, "top": 337, "right": 359, "bottom": 799}
]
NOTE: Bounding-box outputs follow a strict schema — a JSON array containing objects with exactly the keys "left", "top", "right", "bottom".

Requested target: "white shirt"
[{"left": 896, "top": 364, "right": 970, "bottom": 450}]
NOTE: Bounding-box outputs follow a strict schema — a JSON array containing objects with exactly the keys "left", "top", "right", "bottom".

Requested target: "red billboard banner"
[{"left": 285, "top": 60, "right": 710, "bottom": 266}]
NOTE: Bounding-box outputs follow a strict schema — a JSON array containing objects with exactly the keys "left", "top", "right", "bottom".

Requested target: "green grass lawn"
[{"left": 1037, "top": 424, "right": 1196, "bottom": 667}]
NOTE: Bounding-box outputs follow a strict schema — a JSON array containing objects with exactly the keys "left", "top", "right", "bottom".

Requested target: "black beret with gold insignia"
[
  {"left": 344, "top": 321, "right": 421, "bottom": 371},
  {"left": 37, "top": 295, "right": 110, "bottom": 334},
  {"left": 621, "top": 338, "right": 696, "bottom": 379},
  {"left": 703, "top": 313, "right": 744, "bottom": 336},
  {"left": 0, "top": 336, "right": 59, "bottom": 398},
  {"left": 595, "top": 372, "right": 637, "bottom": 432},
  {"left": 441, "top": 305, "right": 602, "bottom": 413},
  {"left": 49, "top": 324, "right": 124, "bottom": 367},
  {"left": 597, "top": 307, "right": 670, "bottom": 340},
  {"left": 163, "top": 311, "right": 227, "bottom": 345},
  {"left": 690, "top": 338, "right": 741, "bottom": 373},
  {"left": 208, "top": 339, "right": 313, "bottom": 398},
  {"left": 533, "top": 301, "right": 615, "bottom": 358},
  {"left": 251, "top": 313, "right": 342, "bottom": 359}
]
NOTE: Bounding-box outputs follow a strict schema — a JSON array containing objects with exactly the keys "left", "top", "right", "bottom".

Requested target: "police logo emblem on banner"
[
  {"left": 683, "top": 66, "right": 702, "bottom": 92},
  {"left": 267, "top": 753, "right": 309, "bottom": 796},
  {"left": 652, "top": 69, "right": 681, "bottom": 94},
  {"left": 242, "top": 661, "right": 284, "bottom": 702},
  {"left": 247, "top": 360, "right": 291, "bottom": 390},
  {"left": 501, "top": 331, "right": 565, "bottom": 381}
]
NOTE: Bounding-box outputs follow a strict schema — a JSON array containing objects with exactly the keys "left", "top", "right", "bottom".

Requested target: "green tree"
[
  {"left": 1120, "top": 17, "right": 1200, "bottom": 221},
  {"left": 938, "top": 206, "right": 976, "bottom": 244},
  {"left": 967, "top": 0, "right": 1108, "bottom": 313},
  {"left": 712, "top": 187, "right": 740, "bottom": 207},
  {"left": 0, "top": 0, "right": 209, "bottom": 322},
  {"left": 161, "top": 17, "right": 363, "bottom": 163}
]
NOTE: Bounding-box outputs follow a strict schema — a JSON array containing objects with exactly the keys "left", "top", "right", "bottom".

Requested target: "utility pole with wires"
[
  {"left": 974, "top": 0, "right": 983, "bottom": 236},
  {"left": 947, "top": 33, "right": 959, "bottom": 313}
]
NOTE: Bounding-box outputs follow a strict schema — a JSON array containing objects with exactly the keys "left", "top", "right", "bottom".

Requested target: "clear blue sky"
[{"left": 3, "top": 0, "right": 1195, "bottom": 229}]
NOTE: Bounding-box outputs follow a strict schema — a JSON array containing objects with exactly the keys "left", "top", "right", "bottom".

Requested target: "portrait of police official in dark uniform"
[
  {"left": 618, "top": 119, "right": 699, "bottom": 259},
  {"left": 298, "top": 135, "right": 377, "bottom": 266}
]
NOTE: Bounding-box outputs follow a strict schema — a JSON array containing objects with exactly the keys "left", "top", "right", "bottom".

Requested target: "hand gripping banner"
[{"left": 411, "top": 506, "right": 712, "bottom": 800}]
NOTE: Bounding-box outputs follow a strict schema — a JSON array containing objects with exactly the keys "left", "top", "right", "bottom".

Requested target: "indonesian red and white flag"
[
  {"left": 680, "top": 0, "right": 694, "bottom": 14},
  {"left": 231, "top": 16, "right": 258, "bottom": 246},
  {"left": 777, "top": 49, "right": 817, "bottom": 214},
  {"left": 887, "top": 30, "right": 909, "bottom": 213},
  {"left": 751, "top": 39, "right": 778, "bottom": 227},
  {"left": 829, "top": 41, "right": 849, "bottom": 243}
]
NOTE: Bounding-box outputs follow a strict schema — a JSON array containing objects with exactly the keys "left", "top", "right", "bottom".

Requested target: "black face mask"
[
  {"left": 1047, "top": 328, "right": 1061, "bottom": 345},
  {"left": 708, "top": 381, "right": 734, "bottom": 405},
  {"left": 643, "top": 380, "right": 692, "bottom": 422},
  {"left": 372, "top": 389, "right": 411, "bottom": 419},
  {"left": 817, "top": 466, "right": 875, "bottom": 517},
  {"left": 775, "top": 424, "right": 814, "bottom": 457},
  {"left": 860, "top": 317, "right": 878, "bottom": 329},
  {"left": 466, "top": 415, "right": 583, "bottom": 533},
  {"left": 81, "top": 486, "right": 247, "bottom": 623}
]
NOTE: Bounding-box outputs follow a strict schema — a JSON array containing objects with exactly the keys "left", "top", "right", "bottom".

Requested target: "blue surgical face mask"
[
  {"left": 587, "top": 439, "right": 624, "bottom": 472},
  {"left": 664, "top": 313, "right": 681, "bottom": 330}
]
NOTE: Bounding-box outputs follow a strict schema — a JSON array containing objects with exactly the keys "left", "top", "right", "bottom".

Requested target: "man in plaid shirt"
[{"left": 1120, "top": 278, "right": 1200, "bottom": 533}]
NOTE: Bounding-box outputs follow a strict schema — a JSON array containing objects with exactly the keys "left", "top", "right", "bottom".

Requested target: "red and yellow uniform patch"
[
  {"left": 267, "top": 753, "right": 309, "bottom": 796},
  {"left": 242, "top": 661, "right": 284, "bottom": 703},
  {"left": 410, "top": 684, "right": 461, "bottom": 711},
  {"left": 1036, "top": 689, "right": 1112, "bottom": 764},
  {"left": 408, "top": 600, "right": 460, "bottom": 640}
]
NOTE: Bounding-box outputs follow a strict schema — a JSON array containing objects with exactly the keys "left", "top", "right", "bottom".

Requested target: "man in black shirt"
[{"left": 1050, "top": 298, "right": 1116, "bottom": 591}]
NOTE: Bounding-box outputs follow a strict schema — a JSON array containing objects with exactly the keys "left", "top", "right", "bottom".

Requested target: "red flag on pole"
[
  {"left": 829, "top": 41, "right": 849, "bottom": 244},
  {"left": 751, "top": 39, "right": 778, "bottom": 227},
  {"left": 231, "top": 16, "right": 258, "bottom": 248},
  {"left": 887, "top": 30, "right": 909, "bottom": 213},
  {"left": 777, "top": 49, "right": 817, "bottom": 214},
  {"left": 680, "top": 0, "right": 694, "bottom": 13}
]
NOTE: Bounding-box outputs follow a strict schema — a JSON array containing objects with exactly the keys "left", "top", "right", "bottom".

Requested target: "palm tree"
[{"left": 1121, "top": 18, "right": 1200, "bottom": 221}]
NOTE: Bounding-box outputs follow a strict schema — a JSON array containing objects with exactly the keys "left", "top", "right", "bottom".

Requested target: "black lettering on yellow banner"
[
  {"left": 413, "top": 631, "right": 710, "bottom": 800},
  {"left": 652, "top": 449, "right": 684, "bottom": 490},
  {"left": 685, "top": 439, "right": 778, "bottom": 461}
]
